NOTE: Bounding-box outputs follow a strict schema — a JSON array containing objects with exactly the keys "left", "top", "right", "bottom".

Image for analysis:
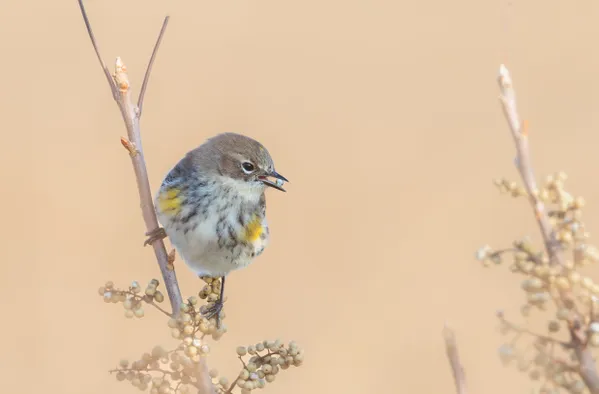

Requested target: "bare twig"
[
  {"left": 576, "top": 347, "right": 599, "bottom": 393},
  {"left": 225, "top": 375, "right": 240, "bottom": 394},
  {"left": 138, "top": 16, "right": 170, "bottom": 116},
  {"left": 77, "top": 0, "right": 182, "bottom": 315},
  {"left": 76, "top": 0, "right": 118, "bottom": 100},
  {"left": 497, "top": 64, "right": 599, "bottom": 394},
  {"left": 194, "top": 358, "right": 216, "bottom": 394},
  {"left": 77, "top": 3, "right": 217, "bottom": 393},
  {"left": 443, "top": 325, "right": 469, "bottom": 394},
  {"left": 497, "top": 64, "right": 564, "bottom": 267},
  {"left": 496, "top": 311, "right": 570, "bottom": 348},
  {"left": 148, "top": 300, "right": 173, "bottom": 318}
]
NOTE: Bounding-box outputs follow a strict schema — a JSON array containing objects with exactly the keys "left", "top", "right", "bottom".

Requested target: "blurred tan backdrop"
[{"left": 2, "top": 0, "right": 599, "bottom": 392}]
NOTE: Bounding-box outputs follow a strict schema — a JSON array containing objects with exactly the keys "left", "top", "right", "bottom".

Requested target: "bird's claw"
[
  {"left": 144, "top": 227, "right": 167, "bottom": 246},
  {"left": 201, "top": 300, "right": 224, "bottom": 328}
]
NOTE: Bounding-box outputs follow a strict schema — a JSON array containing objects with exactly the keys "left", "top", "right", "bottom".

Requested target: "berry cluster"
[
  {"left": 167, "top": 295, "right": 226, "bottom": 357},
  {"left": 477, "top": 172, "right": 599, "bottom": 393},
  {"left": 98, "top": 280, "right": 166, "bottom": 319},
  {"left": 111, "top": 345, "right": 209, "bottom": 394},
  {"left": 99, "top": 280, "right": 304, "bottom": 393},
  {"left": 223, "top": 340, "right": 304, "bottom": 394}
]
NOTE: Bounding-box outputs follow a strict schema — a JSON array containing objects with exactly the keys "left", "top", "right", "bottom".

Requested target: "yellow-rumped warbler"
[{"left": 146, "top": 132, "right": 287, "bottom": 321}]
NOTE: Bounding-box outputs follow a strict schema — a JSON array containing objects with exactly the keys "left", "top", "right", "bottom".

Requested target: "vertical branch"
[
  {"left": 576, "top": 347, "right": 599, "bottom": 393},
  {"left": 497, "top": 64, "right": 564, "bottom": 267},
  {"left": 77, "top": 0, "right": 183, "bottom": 315},
  {"left": 113, "top": 58, "right": 184, "bottom": 314},
  {"left": 496, "top": 64, "right": 599, "bottom": 394},
  {"left": 138, "top": 16, "right": 170, "bottom": 116},
  {"left": 443, "top": 325, "right": 469, "bottom": 394},
  {"left": 76, "top": 0, "right": 118, "bottom": 100},
  {"left": 77, "top": 2, "right": 216, "bottom": 393}
]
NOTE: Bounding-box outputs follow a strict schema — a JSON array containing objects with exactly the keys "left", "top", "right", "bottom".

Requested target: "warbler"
[{"left": 146, "top": 132, "right": 288, "bottom": 322}]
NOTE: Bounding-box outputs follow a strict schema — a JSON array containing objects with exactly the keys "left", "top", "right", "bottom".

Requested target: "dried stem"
[
  {"left": 77, "top": 2, "right": 216, "bottom": 393},
  {"left": 497, "top": 311, "right": 570, "bottom": 348},
  {"left": 77, "top": 0, "right": 182, "bottom": 315},
  {"left": 443, "top": 325, "right": 469, "bottom": 394},
  {"left": 497, "top": 64, "right": 599, "bottom": 394},
  {"left": 148, "top": 300, "right": 173, "bottom": 318},
  {"left": 576, "top": 347, "right": 599, "bottom": 392},
  {"left": 194, "top": 359, "right": 216, "bottom": 394},
  {"left": 497, "top": 64, "right": 564, "bottom": 267},
  {"left": 138, "top": 16, "right": 170, "bottom": 116},
  {"left": 76, "top": 0, "right": 118, "bottom": 100}
]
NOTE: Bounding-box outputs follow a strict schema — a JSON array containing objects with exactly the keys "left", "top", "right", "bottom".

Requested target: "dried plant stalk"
[
  {"left": 76, "top": 2, "right": 215, "bottom": 393},
  {"left": 443, "top": 325, "right": 469, "bottom": 394},
  {"left": 76, "top": 0, "right": 182, "bottom": 315}
]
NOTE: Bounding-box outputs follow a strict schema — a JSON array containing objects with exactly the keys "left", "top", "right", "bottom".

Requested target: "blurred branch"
[
  {"left": 195, "top": 360, "right": 217, "bottom": 394},
  {"left": 496, "top": 64, "right": 564, "bottom": 267},
  {"left": 77, "top": 0, "right": 182, "bottom": 315},
  {"left": 496, "top": 311, "right": 570, "bottom": 348},
  {"left": 77, "top": 2, "right": 216, "bottom": 393},
  {"left": 496, "top": 64, "right": 599, "bottom": 394},
  {"left": 576, "top": 347, "right": 599, "bottom": 393},
  {"left": 443, "top": 325, "right": 469, "bottom": 394}
]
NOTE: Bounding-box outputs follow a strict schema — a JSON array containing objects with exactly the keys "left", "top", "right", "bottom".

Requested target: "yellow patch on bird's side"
[
  {"left": 243, "top": 215, "right": 264, "bottom": 243},
  {"left": 157, "top": 188, "right": 182, "bottom": 214}
]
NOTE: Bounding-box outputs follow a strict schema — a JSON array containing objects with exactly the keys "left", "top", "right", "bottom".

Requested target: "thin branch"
[
  {"left": 224, "top": 378, "right": 239, "bottom": 394},
  {"left": 224, "top": 356, "right": 248, "bottom": 394},
  {"left": 119, "top": 288, "right": 172, "bottom": 318},
  {"left": 575, "top": 347, "right": 599, "bottom": 393},
  {"left": 109, "top": 368, "right": 178, "bottom": 378},
  {"left": 194, "top": 357, "right": 216, "bottom": 394},
  {"left": 76, "top": 0, "right": 118, "bottom": 100},
  {"left": 138, "top": 16, "right": 170, "bottom": 117},
  {"left": 77, "top": 0, "right": 182, "bottom": 315},
  {"left": 77, "top": 3, "right": 217, "bottom": 393},
  {"left": 443, "top": 325, "right": 469, "bottom": 394},
  {"left": 496, "top": 311, "right": 570, "bottom": 348},
  {"left": 497, "top": 64, "right": 564, "bottom": 267},
  {"left": 148, "top": 300, "right": 173, "bottom": 318},
  {"left": 497, "top": 64, "right": 599, "bottom": 394}
]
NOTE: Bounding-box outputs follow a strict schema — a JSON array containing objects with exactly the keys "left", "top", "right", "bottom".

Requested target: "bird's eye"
[{"left": 241, "top": 161, "right": 255, "bottom": 174}]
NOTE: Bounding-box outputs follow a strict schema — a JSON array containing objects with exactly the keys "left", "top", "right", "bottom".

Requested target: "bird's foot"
[
  {"left": 144, "top": 227, "right": 167, "bottom": 246},
  {"left": 200, "top": 300, "right": 224, "bottom": 328}
]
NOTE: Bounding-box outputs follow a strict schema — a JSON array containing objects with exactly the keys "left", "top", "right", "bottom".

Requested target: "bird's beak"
[{"left": 259, "top": 171, "right": 289, "bottom": 192}]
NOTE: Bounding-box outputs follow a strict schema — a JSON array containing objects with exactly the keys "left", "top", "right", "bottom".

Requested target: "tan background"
[{"left": 2, "top": 0, "right": 599, "bottom": 392}]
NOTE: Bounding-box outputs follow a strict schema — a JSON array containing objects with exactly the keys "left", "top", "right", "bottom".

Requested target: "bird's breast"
[
  {"left": 241, "top": 214, "right": 267, "bottom": 243},
  {"left": 154, "top": 174, "right": 270, "bottom": 275}
]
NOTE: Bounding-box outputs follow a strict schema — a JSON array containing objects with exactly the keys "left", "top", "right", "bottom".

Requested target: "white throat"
[{"left": 217, "top": 175, "right": 264, "bottom": 203}]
